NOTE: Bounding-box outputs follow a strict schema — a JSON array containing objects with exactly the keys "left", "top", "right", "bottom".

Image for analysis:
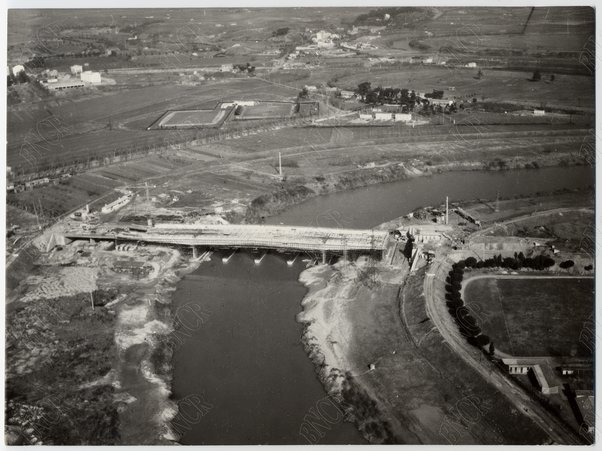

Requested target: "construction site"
[{"left": 6, "top": 5, "right": 596, "bottom": 447}]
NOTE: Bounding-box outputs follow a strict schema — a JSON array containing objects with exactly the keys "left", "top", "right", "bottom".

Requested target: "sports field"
[
  {"left": 158, "top": 109, "right": 227, "bottom": 128},
  {"left": 236, "top": 102, "right": 295, "bottom": 120},
  {"left": 464, "top": 276, "right": 594, "bottom": 357}
]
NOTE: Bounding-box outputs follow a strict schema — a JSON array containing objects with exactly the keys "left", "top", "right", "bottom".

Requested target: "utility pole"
[
  {"left": 145, "top": 181, "right": 149, "bottom": 202},
  {"left": 445, "top": 196, "right": 449, "bottom": 224},
  {"left": 278, "top": 152, "right": 282, "bottom": 178},
  {"left": 495, "top": 190, "right": 500, "bottom": 213},
  {"left": 90, "top": 291, "right": 95, "bottom": 311}
]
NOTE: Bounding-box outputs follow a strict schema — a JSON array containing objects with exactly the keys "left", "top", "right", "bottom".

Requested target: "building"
[
  {"left": 220, "top": 64, "right": 234, "bottom": 72},
  {"left": 393, "top": 113, "right": 412, "bottom": 122},
  {"left": 466, "top": 62, "right": 477, "bottom": 68},
  {"left": 11, "top": 65, "right": 25, "bottom": 77},
  {"left": 374, "top": 112, "right": 392, "bottom": 121},
  {"left": 533, "top": 109, "right": 546, "bottom": 116},
  {"left": 81, "top": 71, "right": 101, "bottom": 84},
  {"left": 502, "top": 358, "right": 561, "bottom": 395},
  {"left": 44, "top": 79, "right": 85, "bottom": 91},
  {"left": 340, "top": 90, "right": 355, "bottom": 99},
  {"left": 304, "top": 85, "right": 318, "bottom": 92},
  {"left": 70, "top": 64, "right": 83, "bottom": 75},
  {"left": 574, "top": 391, "right": 594, "bottom": 434},
  {"left": 24, "top": 177, "right": 50, "bottom": 190},
  {"left": 101, "top": 193, "right": 132, "bottom": 214}
]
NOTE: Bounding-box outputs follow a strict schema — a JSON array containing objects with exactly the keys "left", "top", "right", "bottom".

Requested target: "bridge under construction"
[{"left": 62, "top": 223, "right": 390, "bottom": 262}]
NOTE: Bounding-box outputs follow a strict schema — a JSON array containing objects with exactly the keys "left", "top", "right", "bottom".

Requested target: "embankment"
[{"left": 297, "top": 262, "right": 399, "bottom": 444}]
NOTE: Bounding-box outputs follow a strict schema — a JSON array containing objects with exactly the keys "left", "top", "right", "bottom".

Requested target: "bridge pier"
[
  {"left": 254, "top": 252, "right": 267, "bottom": 265},
  {"left": 222, "top": 250, "right": 236, "bottom": 264},
  {"left": 343, "top": 249, "right": 348, "bottom": 261},
  {"left": 321, "top": 250, "right": 327, "bottom": 265},
  {"left": 287, "top": 253, "right": 298, "bottom": 266},
  {"left": 192, "top": 246, "right": 198, "bottom": 259}
]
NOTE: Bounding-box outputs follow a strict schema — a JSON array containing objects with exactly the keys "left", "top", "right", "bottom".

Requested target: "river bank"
[
  {"left": 244, "top": 149, "right": 591, "bottom": 224},
  {"left": 297, "top": 259, "right": 408, "bottom": 443}
]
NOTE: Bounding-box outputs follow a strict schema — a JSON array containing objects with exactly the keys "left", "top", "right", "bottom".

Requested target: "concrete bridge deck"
[{"left": 63, "top": 223, "right": 389, "bottom": 253}]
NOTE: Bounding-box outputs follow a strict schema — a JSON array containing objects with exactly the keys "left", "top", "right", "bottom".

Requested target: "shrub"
[{"left": 559, "top": 260, "right": 575, "bottom": 269}]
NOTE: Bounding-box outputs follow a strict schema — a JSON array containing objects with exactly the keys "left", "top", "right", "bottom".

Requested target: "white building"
[
  {"left": 70, "top": 64, "right": 83, "bottom": 75},
  {"left": 11, "top": 65, "right": 25, "bottom": 77},
  {"left": 304, "top": 85, "right": 318, "bottom": 92},
  {"left": 232, "top": 100, "right": 256, "bottom": 106},
  {"left": 340, "top": 90, "right": 355, "bottom": 99},
  {"left": 220, "top": 64, "right": 234, "bottom": 72},
  {"left": 44, "top": 80, "right": 85, "bottom": 91},
  {"left": 533, "top": 109, "right": 546, "bottom": 116},
  {"left": 466, "top": 62, "right": 477, "bottom": 68},
  {"left": 81, "top": 71, "right": 101, "bottom": 84},
  {"left": 393, "top": 113, "right": 412, "bottom": 122},
  {"left": 374, "top": 112, "right": 392, "bottom": 121}
]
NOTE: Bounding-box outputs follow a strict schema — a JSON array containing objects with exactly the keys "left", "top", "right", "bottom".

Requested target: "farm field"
[
  {"left": 331, "top": 66, "right": 594, "bottom": 111},
  {"left": 487, "top": 210, "right": 594, "bottom": 242},
  {"left": 7, "top": 78, "right": 299, "bottom": 174},
  {"left": 464, "top": 276, "right": 594, "bottom": 357}
]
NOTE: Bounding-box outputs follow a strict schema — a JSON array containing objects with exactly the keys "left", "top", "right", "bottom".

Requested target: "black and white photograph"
[{"left": 3, "top": 2, "right": 597, "bottom": 446}]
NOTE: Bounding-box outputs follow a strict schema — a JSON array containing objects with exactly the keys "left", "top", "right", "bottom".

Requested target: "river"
[{"left": 169, "top": 165, "right": 594, "bottom": 444}]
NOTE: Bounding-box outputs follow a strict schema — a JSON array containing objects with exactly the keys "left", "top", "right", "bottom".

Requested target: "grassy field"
[
  {"left": 158, "top": 109, "right": 226, "bottom": 127},
  {"left": 237, "top": 102, "right": 295, "bottom": 120},
  {"left": 464, "top": 277, "right": 594, "bottom": 357}
]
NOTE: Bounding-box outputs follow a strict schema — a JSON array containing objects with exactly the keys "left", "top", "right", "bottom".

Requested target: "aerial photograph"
[{"left": 4, "top": 4, "right": 596, "bottom": 446}]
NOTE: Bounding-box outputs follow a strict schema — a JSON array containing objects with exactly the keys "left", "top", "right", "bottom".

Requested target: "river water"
[{"left": 170, "top": 165, "right": 594, "bottom": 444}]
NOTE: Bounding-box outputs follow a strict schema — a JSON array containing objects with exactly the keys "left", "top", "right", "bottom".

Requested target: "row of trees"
[
  {"left": 463, "top": 252, "right": 555, "bottom": 271},
  {"left": 445, "top": 263, "right": 493, "bottom": 350},
  {"left": 444, "top": 252, "right": 559, "bottom": 353}
]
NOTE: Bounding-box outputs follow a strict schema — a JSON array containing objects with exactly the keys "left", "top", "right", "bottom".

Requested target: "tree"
[
  {"left": 464, "top": 257, "right": 477, "bottom": 268},
  {"left": 365, "top": 90, "right": 379, "bottom": 105},
  {"left": 488, "top": 341, "right": 495, "bottom": 356},
  {"left": 298, "top": 87, "right": 309, "bottom": 99},
  {"left": 475, "top": 335, "right": 490, "bottom": 347},
  {"left": 559, "top": 260, "right": 575, "bottom": 269},
  {"left": 357, "top": 81, "right": 371, "bottom": 101},
  {"left": 531, "top": 69, "right": 541, "bottom": 81},
  {"left": 550, "top": 74, "right": 555, "bottom": 82}
]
